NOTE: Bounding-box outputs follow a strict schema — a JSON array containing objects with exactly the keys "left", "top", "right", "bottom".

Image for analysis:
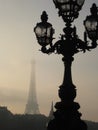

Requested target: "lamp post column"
[
  {"left": 62, "top": 57, "right": 74, "bottom": 85},
  {"left": 59, "top": 56, "right": 76, "bottom": 103},
  {"left": 47, "top": 56, "right": 87, "bottom": 130}
]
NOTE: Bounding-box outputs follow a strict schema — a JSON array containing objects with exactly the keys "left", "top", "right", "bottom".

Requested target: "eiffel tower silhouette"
[{"left": 25, "top": 60, "right": 40, "bottom": 114}]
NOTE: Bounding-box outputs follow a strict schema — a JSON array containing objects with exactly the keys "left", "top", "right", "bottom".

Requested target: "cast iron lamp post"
[{"left": 34, "top": 1, "right": 98, "bottom": 130}]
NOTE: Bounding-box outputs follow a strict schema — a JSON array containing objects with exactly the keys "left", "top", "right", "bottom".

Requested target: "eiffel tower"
[{"left": 25, "top": 60, "right": 40, "bottom": 114}]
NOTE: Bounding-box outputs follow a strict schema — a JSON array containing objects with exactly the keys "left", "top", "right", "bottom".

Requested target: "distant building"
[
  {"left": 46, "top": 102, "right": 54, "bottom": 128},
  {"left": 48, "top": 101, "right": 54, "bottom": 120}
]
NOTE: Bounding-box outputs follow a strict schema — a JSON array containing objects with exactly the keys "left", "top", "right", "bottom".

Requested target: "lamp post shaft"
[{"left": 62, "top": 57, "right": 73, "bottom": 86}]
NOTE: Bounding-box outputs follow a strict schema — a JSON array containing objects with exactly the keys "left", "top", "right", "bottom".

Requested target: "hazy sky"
[{"left": 0, "top": 0, "right": 98, "bottom": 122}]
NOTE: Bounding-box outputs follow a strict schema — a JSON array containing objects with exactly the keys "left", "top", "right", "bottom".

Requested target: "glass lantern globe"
[
  {"left": 84, "top": 4, "right": 98, "bottom": 41},
  {"left": 53, "top": 0, "right": 85, "bottom": 23},
  {"left": 84, "top": 17, "right": 98, "bottom": 41},
  {"left": 34, "top": 11, "right": 54, "bottom": 47}
]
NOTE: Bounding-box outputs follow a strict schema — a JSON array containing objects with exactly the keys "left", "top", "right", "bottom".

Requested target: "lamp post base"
[
  {"left": 47, "top": 116, "right": 87, "bottom": 130},
  {"left": 47, "top": 86, "right": 87, "bottom": 130},
  {"left": 47, "top": 90, "right": 87, "bottom": 130}
]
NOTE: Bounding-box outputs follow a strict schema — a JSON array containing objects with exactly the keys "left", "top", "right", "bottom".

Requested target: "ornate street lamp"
[
  {"left": 34, "top": 1, "right": 98, "bottom": 130},
  {"left": 84, "top": 3, "right": 98, "bottom": 48},
  {"left": 34, "top": 11, "right": 54, "bottom": 53}
]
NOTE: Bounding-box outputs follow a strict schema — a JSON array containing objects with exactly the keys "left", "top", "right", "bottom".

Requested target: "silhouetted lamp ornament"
[
  {"left": 53, "top": 0, "right": 85, "bottom": 23},
  {"left": 34, "top": 11, "right": 54, "bottom": 53},
  {"left": 84, "top": 3, "right": 98, "bottom": 48},
  {"left": 34, "top": 1, "right": 98, "bottom": 130}
]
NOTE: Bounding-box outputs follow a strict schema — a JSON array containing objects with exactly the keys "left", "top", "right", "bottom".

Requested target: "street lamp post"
[{"left": 34, "top": 1, "right": 98, "bottom": 130}]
